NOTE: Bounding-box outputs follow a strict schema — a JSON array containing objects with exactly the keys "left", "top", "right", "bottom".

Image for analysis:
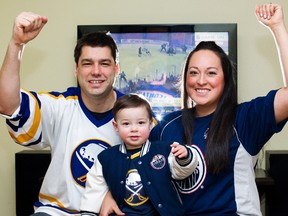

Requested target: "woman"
[{"left": 149, "top": 4, "right": 288, "bottom": 216}]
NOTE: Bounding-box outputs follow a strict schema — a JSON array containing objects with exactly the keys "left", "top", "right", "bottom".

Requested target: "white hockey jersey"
[{"left": 3, "top": 87, "right": 124, "bottom": 215}]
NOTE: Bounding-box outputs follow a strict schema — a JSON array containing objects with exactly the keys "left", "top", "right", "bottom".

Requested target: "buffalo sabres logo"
[
  {"left": 150, "top": 154, "right": 166, "bottom": 170},
  {"left": 124, "top": 169, "right": 149, "bottom": 206},
  {"left": 175, "top": 145, "right": 206, "bottom": 194},
  {"left": 71, "top": 139, "right": 111, "bottom": 187}
]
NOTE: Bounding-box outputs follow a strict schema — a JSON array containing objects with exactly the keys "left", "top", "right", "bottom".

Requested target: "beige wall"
[{"left": 1, "top": 0, "right": 288, "bottom": 215}]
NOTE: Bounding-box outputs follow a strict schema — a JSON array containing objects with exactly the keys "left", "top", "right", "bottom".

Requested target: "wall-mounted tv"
[{"left": 77, "top": 24, "right": 237, "bottom": 120}]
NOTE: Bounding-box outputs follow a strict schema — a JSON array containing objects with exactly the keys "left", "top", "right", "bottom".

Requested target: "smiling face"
[
  {"left": 185, "top": 49, "right": 225, "bottom": 116},
  {"left": 75, "top": 46, "right": 116, "bottom": 101},
  {"left": 113, "top": 106, "right": 153, "bottom": 150}
]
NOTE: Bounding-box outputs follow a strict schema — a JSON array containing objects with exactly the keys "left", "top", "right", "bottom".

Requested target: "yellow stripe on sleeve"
[{"left": 9, "top": 92, "right": 41, "bottom": 144}]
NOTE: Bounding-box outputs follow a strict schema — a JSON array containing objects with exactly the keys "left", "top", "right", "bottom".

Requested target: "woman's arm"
[{"left": 255, "top": 4, "right": 288, "bottom": 123}]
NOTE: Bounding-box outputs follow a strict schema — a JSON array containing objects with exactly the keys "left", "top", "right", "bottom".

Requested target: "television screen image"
[{"left": 78, "top": 24, "right": 237, "bottom": 120}]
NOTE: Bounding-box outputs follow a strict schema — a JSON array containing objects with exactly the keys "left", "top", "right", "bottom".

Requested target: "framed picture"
[{"left": 78, "top": 24, "right": 237, "bottom": 120}]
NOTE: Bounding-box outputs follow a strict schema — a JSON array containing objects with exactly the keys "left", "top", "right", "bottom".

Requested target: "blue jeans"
[{"left": 30, "top": 213, "right": 51, "bottom": 216}]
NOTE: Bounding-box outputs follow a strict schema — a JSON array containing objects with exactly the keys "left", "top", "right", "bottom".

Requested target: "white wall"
[{"left": 1, "top": 0, "right": 288, "bottom": 215}]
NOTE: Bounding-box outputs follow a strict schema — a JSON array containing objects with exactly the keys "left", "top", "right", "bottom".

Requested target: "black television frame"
[{"left": 77, "top": 24, "right": 237, "bottom": 120}]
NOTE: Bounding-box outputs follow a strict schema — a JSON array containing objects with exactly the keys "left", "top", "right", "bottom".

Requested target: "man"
[{"left": 0, "top": 12, "right": 124, "bottom": 215}]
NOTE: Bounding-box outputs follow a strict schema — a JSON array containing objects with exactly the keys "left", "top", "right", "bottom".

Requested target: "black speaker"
[
  {"left": 15, "top": 150, "right": 51, "bottom": 216},
  {"left": 265, "top": 150, "right": 288, "bottom": 216}
]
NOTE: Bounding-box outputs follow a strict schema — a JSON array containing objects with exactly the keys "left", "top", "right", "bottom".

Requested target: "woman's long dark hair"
[{"left": 181, "top": 41, "right": 237, "bottom": 174}]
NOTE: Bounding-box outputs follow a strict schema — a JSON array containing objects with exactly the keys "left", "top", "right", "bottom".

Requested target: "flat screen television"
[{"left": 77, "top": 24, "right": 237, "bottom": 120}]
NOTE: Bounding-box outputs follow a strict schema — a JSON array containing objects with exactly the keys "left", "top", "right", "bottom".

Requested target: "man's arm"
[
  {"left": 81, "top": 159, "right": 109, "bottom": 215},
  {"left": 99, "top": 191, "right": 125, "bottom": 216},
  {"left": 81, "top": 158, "right": 124, "bottom": 216},
  {"left": 0, "top": 12, "right": 47, "bottom": 115}
]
